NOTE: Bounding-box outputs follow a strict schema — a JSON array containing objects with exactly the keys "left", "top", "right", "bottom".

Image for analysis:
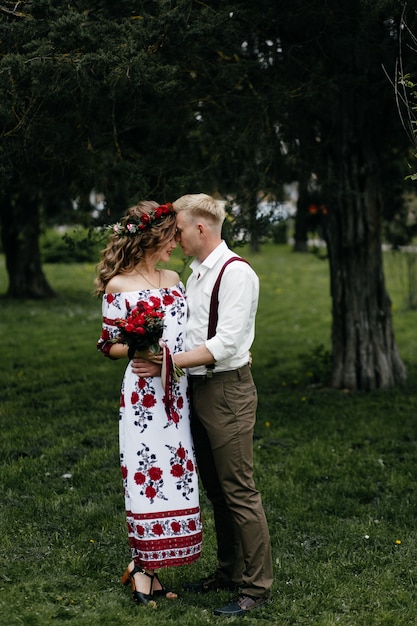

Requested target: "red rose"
[
  {"left": 171, "top": 521, "right": 181, "bottom": 533},
  {"left": 131, "top": 391, "right": 139, "bottom": 405},
  {"left": 148, "top": 466, "right": 163, "bottom": 481},
  {"left": 125, "top": 323, "right": 135, "bottom": 333},
  {"left": 188, "top": 519, "right": 197, "bottom": 531},
  {"left": 141, "top": 214, "right": 150, "bottom": 224},
  {"left": 152, "top": 523, "right": 164, "bottom": 535},
  {"left": 145, "top": 485, "right": 157, "bottom": 499},
  {"left": 186, "top": 459, "right": 194, "bottom": 472},
  {"left": 134, "top": 326, "right": 146, "bottom": 335},
  {"left": 171, "top": 463, "right": 184, "bottom": 477},
  {"left": 134, "top": 472, "right": 146, "bottom": 485},
  {"left": 143, "top": 394, "right": 156, "bottom": 408},
  {"left": 101, "top": 329, "right": 110, "bottom": 340},
  {"left": 177, "top": 447, "right": 186, "bottom": 460}
]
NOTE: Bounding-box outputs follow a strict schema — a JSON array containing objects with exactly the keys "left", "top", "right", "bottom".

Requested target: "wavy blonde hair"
[{"left": 94, "top": 201, "right": 176, "bottom": 296}]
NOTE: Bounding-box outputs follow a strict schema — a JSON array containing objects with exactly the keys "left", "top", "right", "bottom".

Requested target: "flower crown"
[{"left": 109, "top": 202, "right": 175, "bottom": 236}]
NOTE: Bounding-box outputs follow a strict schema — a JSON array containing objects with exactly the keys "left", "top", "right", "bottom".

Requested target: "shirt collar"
[{"left": 190, "top": 241, "right": 227, "bottom": 276}]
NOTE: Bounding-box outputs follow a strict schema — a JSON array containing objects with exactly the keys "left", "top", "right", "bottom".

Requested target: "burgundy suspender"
[
  {"left": 207, "top": 256, "right": 250, "bottom": 340},
  {"left": 205, "top": 256, "right": 250, "bottom": 375}
]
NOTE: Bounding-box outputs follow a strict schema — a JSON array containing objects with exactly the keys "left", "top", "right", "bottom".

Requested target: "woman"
[{"left": 95, "top": 201, "right": 202, "bottom": 607}]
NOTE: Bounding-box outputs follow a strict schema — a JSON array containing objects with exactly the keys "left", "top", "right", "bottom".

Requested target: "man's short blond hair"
[{"left": 173, "top": 193, "right": 226, "bottom": 226}]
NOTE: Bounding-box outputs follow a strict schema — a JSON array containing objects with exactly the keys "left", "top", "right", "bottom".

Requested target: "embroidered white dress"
[{"left": 97, "top": 284, "right": 202, "bottom": 569}]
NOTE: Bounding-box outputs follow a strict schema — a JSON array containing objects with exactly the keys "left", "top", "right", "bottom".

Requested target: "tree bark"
[
  {"left": 324, "top": 141, "right": 406, "bottom": 391},
  {"left": 0, "top": 192, "right": 56, "bottom": 299},
  {"left": 293, "top": 180, "right": 310, "bottom": 253}
]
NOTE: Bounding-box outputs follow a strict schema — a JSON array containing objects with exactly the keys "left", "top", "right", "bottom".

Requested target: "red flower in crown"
[{"left": 108, "top": 203, "right": 175, "bottom": 237}]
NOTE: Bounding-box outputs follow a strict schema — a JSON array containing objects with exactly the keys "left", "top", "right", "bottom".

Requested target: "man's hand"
[{"left": 131, "top": 357, "right": 161, "bottom": 378}]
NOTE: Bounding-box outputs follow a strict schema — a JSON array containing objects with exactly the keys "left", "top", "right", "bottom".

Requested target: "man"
[{"left": 133, "top": 193, "right": 273, "bottom": 617}]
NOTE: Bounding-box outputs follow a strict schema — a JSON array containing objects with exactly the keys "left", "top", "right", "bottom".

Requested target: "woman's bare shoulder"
[
  {"left": 160, "top": 269, "right": 180, "bottom": 288},
  {"left": 105, "top": 274, "right": 142, "bottom": 294}
]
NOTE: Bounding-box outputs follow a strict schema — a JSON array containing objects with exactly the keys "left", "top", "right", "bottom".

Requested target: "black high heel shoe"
[
  {"left": 153, "top": 572, "right": 178, "bottom": 600},
  {"left": 121, "top": 565, "right": 157, "bottom": 606}
]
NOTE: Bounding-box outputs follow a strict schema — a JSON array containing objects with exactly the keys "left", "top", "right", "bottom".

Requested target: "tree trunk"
[
  {"left": 324, "top": 144, "right": 406, "bottom": 391},
  {"left": 293, "top": 180, "right": 310, "bottom": 253},
  {"left": 0, "top": 192, "right": 56, "bottom": 299}
]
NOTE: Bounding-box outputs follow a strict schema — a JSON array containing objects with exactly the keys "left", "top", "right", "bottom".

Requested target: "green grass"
[{"left": 1, "top": 245, "right": 417, "bottom": 625}]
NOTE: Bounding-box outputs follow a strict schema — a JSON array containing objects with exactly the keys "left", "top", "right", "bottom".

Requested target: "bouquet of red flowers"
[{"left": 115, "top": 297, "right": 165, "bottom": 360}]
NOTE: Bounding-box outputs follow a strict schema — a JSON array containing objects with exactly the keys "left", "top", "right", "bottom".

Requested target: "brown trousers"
[{"left": 189, "top": 365, "right": 273, "bottom": 598}]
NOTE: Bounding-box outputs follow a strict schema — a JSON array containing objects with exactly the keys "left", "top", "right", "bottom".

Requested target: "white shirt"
[{"left": 185, "top": 241, "right": 259, "bottom": 375}]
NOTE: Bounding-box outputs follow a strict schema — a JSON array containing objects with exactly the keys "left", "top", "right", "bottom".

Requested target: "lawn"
[{"left": 1, "top": 244, "right": 417, "bottom": 625}]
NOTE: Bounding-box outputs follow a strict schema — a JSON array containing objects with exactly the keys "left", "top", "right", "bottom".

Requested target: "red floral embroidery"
[
  {"left": 143, "top": 393, "right": 156, "bottom": 408},
  {"left": 150, "top": 296, "right": 161, "bottom": 308},
  {"left": 171, "top": 463, "right": 184, "bottom": 477},
  {"left": 134, "top": 472, "right": 146, "bottom": 485},
  {"left": 146, "top": 486, "right": 157, "bottom": 500},
  {"left": 101, "top": 329, "right": 110, "bottom": 341},
  {"left": 171, "top": 521, "right": 181, "bottom": 533},
  {"left": 163, "top": 294, "right": 175, "bottom": 305},
  {"left": 106, "top": 294, "right": 115, "bottom": 304},
  {"left": 148, "top": 466, "right": 163, "bottom": 481},
  {"left": 121, "top": 466, "right": 128, "bottom": 480},
  {"left": 129, "top": 379, "right": 158, "bottom": 433},
  {"left": 135, "top": 443, "right": 167, "bottom": 503},
  {"left": 152, "top": 523, "right": 164, "bottom": 535},
  {"left": 166, "top": 442, "right": 196, "bottom": 500},
  {"left": 171, "top": 411, "right": 180, "bottom": 424}
]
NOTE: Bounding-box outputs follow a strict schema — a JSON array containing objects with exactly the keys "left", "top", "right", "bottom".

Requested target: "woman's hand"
[
  {"left": 133, "top": 349, "right": 163, "bottom": 364},
  {"left": 131, "top": 357, "right": 161, "bottom": 378}
]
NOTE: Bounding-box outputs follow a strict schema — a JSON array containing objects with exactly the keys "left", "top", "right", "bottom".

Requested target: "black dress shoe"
[
  {"left": 213, "top": 593, "right": 272, "bottom": 616},
  {"left": 183, "top": 573, "right": 240, "bottom": 593}
]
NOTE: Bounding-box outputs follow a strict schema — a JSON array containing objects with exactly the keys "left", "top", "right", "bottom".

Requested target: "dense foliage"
[{"left": 1, "top": 0, "right": 417, "bottom": 389}]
